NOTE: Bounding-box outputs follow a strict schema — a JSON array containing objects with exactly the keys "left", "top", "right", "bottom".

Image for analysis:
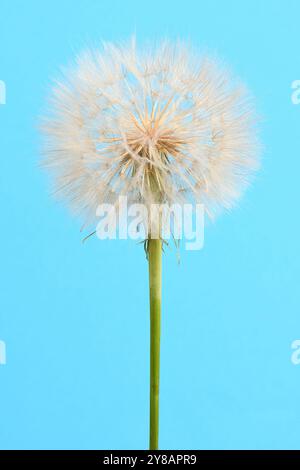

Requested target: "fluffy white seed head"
[{"left": 41, "top": 38, "right": 260, "bottom": 229}]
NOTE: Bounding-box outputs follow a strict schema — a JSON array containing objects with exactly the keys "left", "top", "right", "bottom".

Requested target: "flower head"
[{"left": 41, "top": 39, "right": 259, "bottom": 228}]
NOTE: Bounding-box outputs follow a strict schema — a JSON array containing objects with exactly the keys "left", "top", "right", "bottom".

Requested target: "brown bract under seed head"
[{"left": 41, "top": 38, "right": 260, "bottom": 227}]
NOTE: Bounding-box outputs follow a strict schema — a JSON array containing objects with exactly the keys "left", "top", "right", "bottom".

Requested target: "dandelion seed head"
[{"left": 41, "top": 38, "right": 260, "bottom": 227}]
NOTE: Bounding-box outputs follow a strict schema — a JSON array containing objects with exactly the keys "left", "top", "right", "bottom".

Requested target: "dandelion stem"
[{"left": 148, "top": 238, "right": 162, "bottom": 450}]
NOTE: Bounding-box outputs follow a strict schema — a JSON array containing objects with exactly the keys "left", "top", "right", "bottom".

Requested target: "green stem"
[{"left": 148, "top": 238, "right": 162, "bottom": 450}]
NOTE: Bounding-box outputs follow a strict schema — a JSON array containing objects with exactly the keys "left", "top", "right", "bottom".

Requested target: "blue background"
[{"left": 0, "top": 0, "right": 300, "bottom": 450}]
